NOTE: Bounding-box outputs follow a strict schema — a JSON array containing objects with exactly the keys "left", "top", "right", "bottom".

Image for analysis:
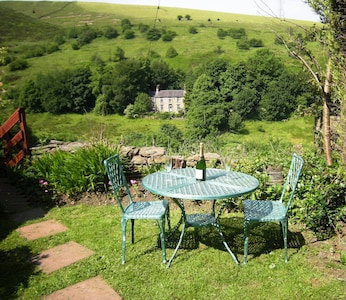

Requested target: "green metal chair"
[
  {"left": 243, "top": 153, "right": 304, "bottom": 264},
  {"left": 104, "top": 154, "right": 170, "bottom": 264}
]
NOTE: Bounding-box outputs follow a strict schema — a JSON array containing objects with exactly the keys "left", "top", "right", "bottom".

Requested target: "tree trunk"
[{"left": 323, "top": 60, "right": 333, "bottom": 166}]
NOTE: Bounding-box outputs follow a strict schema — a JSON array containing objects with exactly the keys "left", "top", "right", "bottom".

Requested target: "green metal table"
[{"left": 142, "top": 168, "right": 259, "bottom": 267}]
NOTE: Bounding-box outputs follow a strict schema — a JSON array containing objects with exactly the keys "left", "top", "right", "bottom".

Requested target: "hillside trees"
[
  {"left": 19, "top": 66, "right": 95, "bottom": 114},
  {"left": 185, "top": 51, "right": 315, "bottom": 138}
]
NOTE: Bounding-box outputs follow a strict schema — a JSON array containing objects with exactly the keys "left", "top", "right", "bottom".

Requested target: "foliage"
[
  {"left": 188, "top": 26, "right": 198, "bottom": 34},
  {"left": 19, "top": 66, "right": 95, "bottom": 114},
  {"left": 166, "top": 46, "right": 178, "bottom": 58},
  {"left": 154, "top": 123, "right": 184, "bottom": 152},
  {"left": 292, "top": 150, "right": 346, "bottom": 240},
  {"left": 146, "top": 27, "right": 161, "bottom": 41},
  {"left": 8, "top": 59, "right": 28, "bottom": 71},
  {"left": 103, "top": 26, "right": 118, "bottom": 39},
  {"left": 29, "top": 143, "right": 118, "bottom": 198},
  {"left": 113, "top": 46, "right": 125, "bottom": 62}
]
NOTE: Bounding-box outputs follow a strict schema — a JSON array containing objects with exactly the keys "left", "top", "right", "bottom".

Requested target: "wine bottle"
[{"left": 195, "top": 143, "right": 206, "bottom": 181}]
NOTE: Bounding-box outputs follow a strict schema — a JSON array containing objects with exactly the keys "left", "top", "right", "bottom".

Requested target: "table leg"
[
  {"left": 215, "top": 221, "right": 239, "bottom": 264},
  {"left": 166, "top": 199, "right": 186, "bottom": 268}
]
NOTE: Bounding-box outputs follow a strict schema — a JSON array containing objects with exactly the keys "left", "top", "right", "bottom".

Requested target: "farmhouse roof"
[{"left": 153, "top": 89, "right": 185, "bottom": 98}]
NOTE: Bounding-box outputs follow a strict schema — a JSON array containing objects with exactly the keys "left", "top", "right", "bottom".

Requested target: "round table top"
[{"left": 142, "top": 168, "right": 259, "bottom": 200}]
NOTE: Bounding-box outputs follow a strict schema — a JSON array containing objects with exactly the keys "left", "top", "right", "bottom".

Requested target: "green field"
[
  {"left": 0, "top": 1, "right": 323, "bottom": 89},
  {"left": 0, "top": 2, "right": 317, "bottom": 150}
]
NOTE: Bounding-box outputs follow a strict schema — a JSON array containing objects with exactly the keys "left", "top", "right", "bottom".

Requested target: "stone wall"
[
  {"left": 31, "top": 141, "right": 221, "bottom": 168},
  {"left": 119, "top": 145, "right": 221, "bottom": 167}
]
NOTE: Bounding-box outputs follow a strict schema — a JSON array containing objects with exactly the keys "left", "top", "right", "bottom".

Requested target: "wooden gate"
[{"left": 0, "top": 107, "right": 30, "bottom": 167}]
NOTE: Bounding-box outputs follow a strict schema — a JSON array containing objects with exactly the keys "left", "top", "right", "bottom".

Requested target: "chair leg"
[
  {"left": 131, "top": 219, "right": 135, "bottom": 244},
  {"left": 158, "top": 218, "right": 167, "bottom": 263},
  {"left": 166, "top": 205, "right": 171, "bottom": 232},
  {"left": 243, "top": 220, "right": 250, "bottom": 264},
  {"left": 282, "top": 219, "right": 288, "bottom": 262},
  {"left": 121, "top": 219, "right": 127, "bottom": 264}
]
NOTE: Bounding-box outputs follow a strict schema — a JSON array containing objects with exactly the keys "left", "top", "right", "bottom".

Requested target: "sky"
[{"left": 90, "top": 0, "right": 320, "bottom": 22}]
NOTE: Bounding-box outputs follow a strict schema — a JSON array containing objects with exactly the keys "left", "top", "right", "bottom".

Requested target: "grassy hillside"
[{"left": 0, "top": 1, "right": 323, "bottom": 90}]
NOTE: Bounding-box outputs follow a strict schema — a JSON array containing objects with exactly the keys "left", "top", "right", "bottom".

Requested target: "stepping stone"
[
  {"left": 17, "top": 219, "right": 68, "bottom": 240},
  {"left": 44, "top": 276, "right": 121, "bottom": 300},
  {"left": 31, "top": 241, "right": 95, "bottom": 274}
]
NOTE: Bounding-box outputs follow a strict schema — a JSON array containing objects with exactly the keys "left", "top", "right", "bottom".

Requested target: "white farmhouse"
[{"left": 150, "top": 86, "right": 185, "bottom": 113}]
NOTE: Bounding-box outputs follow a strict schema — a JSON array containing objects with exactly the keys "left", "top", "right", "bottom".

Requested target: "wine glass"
[
  {"left": 221, "top": 156, "right": 231, "bottom": 172},
  {"left": 164, "top": 156, "right": 172, "bottom": 173}
]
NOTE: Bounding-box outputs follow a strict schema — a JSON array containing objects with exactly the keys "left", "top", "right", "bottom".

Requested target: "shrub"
[
  {"left": 123, "top": 30, "right": 135, "bottom": 39},
  {"left": 31, "top": 143, "right": 119, "bottom": 198},
  {"left": 166, "top": 46, "right": 178, "bottom": 58},
  {"left": 188, "top": 26, "right": 198, "bottom": 34},
  {"left": 8, "top": 59, "right": 28, "bottom": 71},
  {"left": 146, "top": 28, "right": 161, "bottom": 41},
  {"left": 249, "top": 38, "right": 263, "bottom": 47}
]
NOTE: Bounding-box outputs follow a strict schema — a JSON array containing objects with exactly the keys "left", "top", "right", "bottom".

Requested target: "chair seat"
[
  {"left": 243, "top": 200, "right": 286, "bottom": 222},
  {"left": 124, "top": 200, "right": 169, "bottom": 219}
]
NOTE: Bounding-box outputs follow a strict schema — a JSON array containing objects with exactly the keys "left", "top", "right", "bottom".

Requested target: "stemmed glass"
[
  {"left": 221, "top": 156, "right": 231, "bottom": 172},
  {"left": 164, "top": 156, "right": 173, "bottom": 173}
]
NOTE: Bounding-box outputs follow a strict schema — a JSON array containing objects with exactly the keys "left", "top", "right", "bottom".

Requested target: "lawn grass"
[{"left": 1, "top": 204, "right": 345, "bottom": 299}]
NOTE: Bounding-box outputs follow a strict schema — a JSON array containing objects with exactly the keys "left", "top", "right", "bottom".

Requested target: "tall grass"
[{"left": 33, "top": 142, "right": 118, "bottom": 197}]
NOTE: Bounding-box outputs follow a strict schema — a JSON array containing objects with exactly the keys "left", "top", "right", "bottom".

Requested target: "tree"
[
  {"left": 166, "top": 46, "right": 178, "bottom": 58},
  {"left": 306, "top": 0, "right": 346, "bottom": 165},
  {"left": 100, "top": 58, "right": 150, "bottom": 114},
  {"left": 121, "top": 19, "right": 132, "bottom": 32},
  {"left": 188, "top": 26, "right": 198, "bottom": 34},
  {"left": 217, "top": 28, "right": 228, "bottom": 39},
  {"left": 103, "top": 26, "right": 118, "bottom": 39},
  {"left": 123, "top": 30, "right": 135, "bottom": 39},
  {"left": 113, "top": 46, "right": 125, "bottom": 62},
  {"left": 133, "top": 93, "right": 152, "bottom": 116},
  {"left": 232, "top": 87, "right": 259, "bottom": 119},
  {"left": 185, "top": 14, "right": 191, "bottom": 21},
  {"left": 186, "top": 73, "right": 231, "bottom": 139},
  {"left": 146, "top": 27, "right": 161, "bottom": 41},
  {"left": 177, "top": 15, "right": 183, "bottom": 21}
]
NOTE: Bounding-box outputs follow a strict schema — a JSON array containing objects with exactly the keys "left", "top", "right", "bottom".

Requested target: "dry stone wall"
[{"left": 31, "top": 141, "right": 222, "bottom": 167}]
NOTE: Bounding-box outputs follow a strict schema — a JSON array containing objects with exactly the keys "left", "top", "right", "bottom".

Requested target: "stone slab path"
[
  {"left": 17, "top": 219, "right": 68, "bottom": 240},
  {"left": 0, "top": 177, "right": 122, "bottom": 299},
  {"left": 44, "top": 276, "right": 122, "bottom": 300},
  {"left": 31, "top": 240, "right": 95, "bottom": 274}
]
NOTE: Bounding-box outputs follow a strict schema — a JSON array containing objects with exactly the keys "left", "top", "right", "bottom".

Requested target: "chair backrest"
[
  {"left": 280, "top": 153, "right": 304, "bottom": 213},
  {"left": 103, "top": 154, "right": 133, "bottom": 213}
]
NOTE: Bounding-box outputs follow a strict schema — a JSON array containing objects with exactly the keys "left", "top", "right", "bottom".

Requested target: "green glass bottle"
[{"left": 195, "top": 143, "right": 206, "bottom": 181}]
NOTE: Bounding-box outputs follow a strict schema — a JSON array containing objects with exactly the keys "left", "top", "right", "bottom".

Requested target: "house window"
[
  {"left": 160, "top": 98, "right": 163, "bottom": 104},
  {"left": 169, "top": 104, "right": 173, "bottom": 112},
  {"left": 169, "top": 98, "right": 172, "bottom": 103},
  {"left": 177, "top": 98, "right": 180, "bottom": 103},
  {"left": 160, "top": 104, "right": 164, "bottom": 111}
]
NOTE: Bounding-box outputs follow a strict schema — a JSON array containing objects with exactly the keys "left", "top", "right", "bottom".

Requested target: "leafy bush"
[
  {"left": 8, "top": 59, "right": 28, "bottom": 71},
  {"left": 31, "top": 143, "right": 119, "bottom": 198},
  {"left": 146, "top": 28, "right": 161, "bottom": 41},
  {"left": 188, "top": 26, "right": 198, "bottom": 34},
  {"left": 292, "top": 150, "right": 346, "bottom": 240},
  {"left": 228, "top": 28, "right": 246, "bottom": 39},
  {"left": 166, "top": 46, "right": 178, "bottom": 58}
]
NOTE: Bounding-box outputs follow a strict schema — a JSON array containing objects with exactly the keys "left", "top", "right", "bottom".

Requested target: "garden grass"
[{"left": 1, "top": 204, "right": 345, "bottom": 299}]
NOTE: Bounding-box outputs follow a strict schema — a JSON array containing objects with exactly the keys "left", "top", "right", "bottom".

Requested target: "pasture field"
[{"left": 0, "top": 1, "right": 324, "bottom": 88}]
